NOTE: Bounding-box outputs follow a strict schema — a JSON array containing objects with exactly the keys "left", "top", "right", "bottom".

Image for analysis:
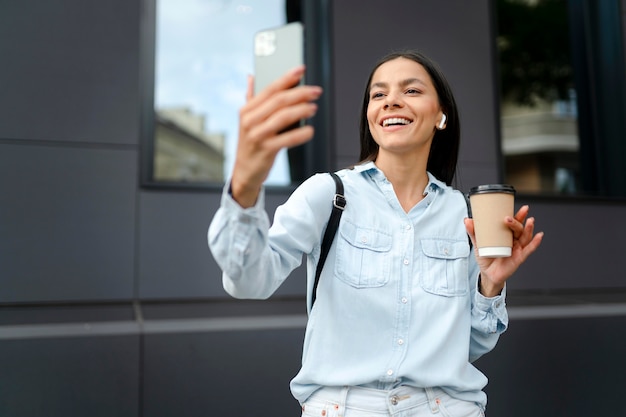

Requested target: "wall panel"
[
  {"left": 142, "top": 328, "right": 304, "bottom": 417},
  {"left": 0, "top": 144, "right": 137, "bottom": 303},
  {"left": 0, "top": 334, "right": 140, "bottom": 417},
  {"left": 476, "top": 315, "right": 626, "bottom": 416},
  {"left": 0, "top": 0, "right": 139, "bottom": 144}
]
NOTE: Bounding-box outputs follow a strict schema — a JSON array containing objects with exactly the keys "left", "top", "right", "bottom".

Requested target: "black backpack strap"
[{"left": 312, "top": 172, "right": 345, "bottom": 306}]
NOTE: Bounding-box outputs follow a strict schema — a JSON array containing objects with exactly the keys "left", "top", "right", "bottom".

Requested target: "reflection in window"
[
  {"left": 496, "top": 0, "right": 626, "bottom": 198},
  {"left": 496, "top": 0, "right": 579, "bottom": 195},
  {"left": 154, "top": 0, "right": 290, "bottom": 184}
]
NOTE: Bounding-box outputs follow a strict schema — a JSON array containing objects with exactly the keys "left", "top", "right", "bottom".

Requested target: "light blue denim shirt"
[{"left": 208, "top": 162, "right": 508, "bottom": 408}]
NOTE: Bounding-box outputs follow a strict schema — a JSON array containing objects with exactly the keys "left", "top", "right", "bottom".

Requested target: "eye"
[
  {"left": 405, "top": 88, "right": 422, "bottom": 95},
  {"left": 371, "top": 91, "right": 385, "bottom": 99}
]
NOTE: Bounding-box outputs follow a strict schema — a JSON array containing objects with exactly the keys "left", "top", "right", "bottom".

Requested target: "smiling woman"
[
  {"left": 365, "top": 58, "right": 445, "bottom": 170},
  {"left": 359, "top": 52, "right": 461, "bottom": 187},
  {"left": 208, "top": 48, "right": 544, "bottom": 416}
]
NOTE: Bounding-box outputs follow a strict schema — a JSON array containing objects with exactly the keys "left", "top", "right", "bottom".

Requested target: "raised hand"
[{"left": 230, "top": 66, "right": 323, "bottom": 208}]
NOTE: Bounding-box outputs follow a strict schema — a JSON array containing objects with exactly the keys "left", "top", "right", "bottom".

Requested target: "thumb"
[{"left": 464, "top": 218, "right": 477, "bottom": 248}]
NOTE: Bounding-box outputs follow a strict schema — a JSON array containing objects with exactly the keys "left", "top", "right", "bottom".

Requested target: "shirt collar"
[{"left": 354, "top": 161, "right": 446, "bottom": 194}]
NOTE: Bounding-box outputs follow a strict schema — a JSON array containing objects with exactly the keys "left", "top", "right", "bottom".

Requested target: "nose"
[{"left": 384, "top": 93, "right": 402, "bottom": 109}]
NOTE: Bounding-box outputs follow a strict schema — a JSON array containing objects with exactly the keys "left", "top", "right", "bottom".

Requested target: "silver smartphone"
[{"left": 253, "top": 21, "right": 304, "bottom": 96}]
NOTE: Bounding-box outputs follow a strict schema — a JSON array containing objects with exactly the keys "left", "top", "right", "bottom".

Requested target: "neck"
[
  {"left": 375, "top": 153, "right": 430, "bottom": 212},
  {"left": 375, "top": 151, "right": 428, "bottom": 188}
]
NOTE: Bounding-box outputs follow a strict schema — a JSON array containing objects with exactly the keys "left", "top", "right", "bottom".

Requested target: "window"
[
  {"left": 152, "top": 0, "right": 289, "bottom": 185},
  {"left": 141, "top": 0, "right": 332, "bottom": 188},
  {"left": 494, "top": 0, "right": 626, "bottom": 198}
]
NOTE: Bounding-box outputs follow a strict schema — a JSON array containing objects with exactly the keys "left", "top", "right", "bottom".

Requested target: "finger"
[
  {"left": 243, "top": 101, "right": 318, "bottom": 153},
  {"left": 506, "top": 215, "right": 525, "bottom": 240},
  {"left": 251, "top": 102, "right": 318, "bottom": 143},
  {"left": 464, "top": 217, "right": 474, "bottom": 236},
  {"left": 251, "top": 65, "right": 306, "bottom": 103},
  {"left": 237, "top": 106, "right": 316, "bottom": 162},
  {"left": 517, "top": 217, "right": 537, "bottom": 247},
  {"left": 241, "top": 85, "right": 323, "bottom": 136},
  {"left": 514, "top": 205, "right": 529, "bottom": 223},
  {"left": 273, "top": 124, "right": 316, "bottom": 149},
  {"left": 244, "top": 65, "right": 320, "bottom": 127},
  {"left": 246, "top": 74, "right": 254, "bottom": 102},
  {"left": 520, "top": 231, "right": 544, "bottom": 261}
]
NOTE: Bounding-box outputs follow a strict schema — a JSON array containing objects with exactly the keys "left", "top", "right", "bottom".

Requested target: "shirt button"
[
  {"left": 387, "top": 369, "right": 394, "bottom": 376},
  {"left": 397, "top": 339, "right": 404, "bottom": 345},
  {"left": 404, "top": 224, "right": 411, "bottom": 231},
  {"left": 360, "top": 236, "right": 368, "bottom": 243},
  {"left": 403, "top": 259, "right": 409, "bottom": 265},
  {"left": 401, "top": 297, "right": 408, "bottom": 304}
]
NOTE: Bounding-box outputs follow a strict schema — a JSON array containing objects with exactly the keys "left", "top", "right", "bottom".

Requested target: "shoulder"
[
  {"left": 283, "top": 171, "right": 346, "bottom": 217},
  {"left": 296, "top": 167, "right": 365, "bottom": 194},
  {"left": 428, "top": 177, "right": 470, "bottom": 216},
  {"left": 292, "top": 172, "right": 337, "bottom": 199},
  {"left": 443, "top": 186, "right": 470, "bottom": 212},
  {"left": 429, "top": 174, "right": 467, "bottom": 202}
]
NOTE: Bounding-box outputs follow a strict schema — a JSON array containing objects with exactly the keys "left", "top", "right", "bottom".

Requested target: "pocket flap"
[
  {"left": 421, "top": 239, "right": 469, "bottom": 259},
  {"left": 339, "top": 219, "right": 392, "bottom": 252}
]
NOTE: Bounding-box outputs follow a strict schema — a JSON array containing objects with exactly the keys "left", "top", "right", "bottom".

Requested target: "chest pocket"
[
  {"left": 335, "top": 219, "right": 392, "bottom": 288},
  {"left": 420, "top": 238, "right": 470, "bottom": 296}
]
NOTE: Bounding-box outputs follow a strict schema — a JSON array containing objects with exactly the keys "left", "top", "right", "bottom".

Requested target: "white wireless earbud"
[{"left": 438, "top": 114, "right": 447, "bottom": 129}]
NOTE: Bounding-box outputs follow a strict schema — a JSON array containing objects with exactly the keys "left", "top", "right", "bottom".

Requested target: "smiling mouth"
[{"left": 382, "top": 117, "right": 412, "bottom": 127}]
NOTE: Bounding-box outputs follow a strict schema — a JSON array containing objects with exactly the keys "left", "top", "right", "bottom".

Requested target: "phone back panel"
[{"left": 254, "top": 22, "right": 304, "bottom": 95}]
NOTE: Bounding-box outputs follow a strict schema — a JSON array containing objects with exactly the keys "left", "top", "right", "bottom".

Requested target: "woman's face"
[{"left": 366, "top": 57, "right": 445, "bottom": 159}]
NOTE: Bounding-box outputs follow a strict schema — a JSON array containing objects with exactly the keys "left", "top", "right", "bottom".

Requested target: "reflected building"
[
  {"left": 495, "top": 0, "right": 580, "bottom": 195},
  {"left": 501, "top": 91, "right": 579, "bottom": 194},
  {"left": 154, "top": 107, "right": 225, "bottom": 182}
]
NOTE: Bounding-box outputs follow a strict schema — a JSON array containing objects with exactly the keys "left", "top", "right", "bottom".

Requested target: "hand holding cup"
[{"left": 464, "top": 185, "right": 544, "bottom": 297}]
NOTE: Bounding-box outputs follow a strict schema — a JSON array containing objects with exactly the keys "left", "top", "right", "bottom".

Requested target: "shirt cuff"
[
  {"left": 222, "top": 180, "right": 266, "bottom": 220},
  {"left": 220, "top": 180, "right": 270, "bottom": 269},
  {"left": 474, "top": 282, "right": 509, "bottom": 334}
]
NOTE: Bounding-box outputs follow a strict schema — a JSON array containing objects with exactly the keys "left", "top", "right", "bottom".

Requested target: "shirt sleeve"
[
  {"left": 207, "top": 175, "right": 335, "bottom": 300},
  {"left": 468, "top": 255, "right": 509, "bottom": 362}
]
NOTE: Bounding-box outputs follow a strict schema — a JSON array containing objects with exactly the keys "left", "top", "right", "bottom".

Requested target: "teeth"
[{"left": 383, "top": 117, "right": 411, "bottom": 127}]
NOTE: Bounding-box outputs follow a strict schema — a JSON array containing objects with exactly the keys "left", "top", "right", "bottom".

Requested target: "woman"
[{"left": 209, "top": 50, "right": 543, "bottom": 416}]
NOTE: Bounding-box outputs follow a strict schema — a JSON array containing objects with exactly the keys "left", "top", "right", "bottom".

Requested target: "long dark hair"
[{"left": 358, "top": 50, "right": 461, "bottom": 185}]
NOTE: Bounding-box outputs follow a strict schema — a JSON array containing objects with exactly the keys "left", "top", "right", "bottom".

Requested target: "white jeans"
[{"left": 301, "top": 386, "right": 485, "bottom": 417}]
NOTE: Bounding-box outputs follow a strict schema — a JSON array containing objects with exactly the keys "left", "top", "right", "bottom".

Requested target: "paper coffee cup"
[{"left": 468, "top": 184, "right": 516, "bottom": 258}]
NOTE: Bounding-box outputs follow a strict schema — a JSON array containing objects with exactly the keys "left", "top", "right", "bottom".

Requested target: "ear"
[{"left": 437, "top": 113, "right": 447, "bottom": 130}]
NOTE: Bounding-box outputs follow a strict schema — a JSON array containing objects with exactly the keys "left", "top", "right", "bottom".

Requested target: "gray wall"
[{"left": 1, "top": 0, "right": 625, "bottom": 416}]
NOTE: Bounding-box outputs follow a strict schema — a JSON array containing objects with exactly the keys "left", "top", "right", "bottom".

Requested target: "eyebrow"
[{"left": 370, "top": 78, "right": 428, "bottom": 90}]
